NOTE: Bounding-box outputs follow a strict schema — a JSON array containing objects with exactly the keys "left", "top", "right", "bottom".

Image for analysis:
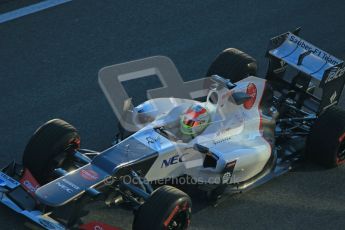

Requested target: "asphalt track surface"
[{"left": 1, "top": 0, "right": 345, "bottom": 229}]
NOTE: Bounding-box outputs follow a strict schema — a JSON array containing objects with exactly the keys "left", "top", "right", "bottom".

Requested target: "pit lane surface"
[{"left": 0, "top": 0, "right": 345, "bottom": 229}]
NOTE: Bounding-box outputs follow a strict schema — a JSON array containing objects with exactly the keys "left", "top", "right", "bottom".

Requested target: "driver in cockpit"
[{"left": 180, "top": 104, "right": 210, "bottom": 137}]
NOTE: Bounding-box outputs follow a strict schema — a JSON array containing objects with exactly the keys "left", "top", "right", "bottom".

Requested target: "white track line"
[{"left": 0, "top": 0, "right": 72, "bottom": 24}]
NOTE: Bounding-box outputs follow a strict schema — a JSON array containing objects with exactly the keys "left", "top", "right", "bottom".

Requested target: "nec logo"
[{"left": 161, "top": 153, "right": 189, "bottom": 168}]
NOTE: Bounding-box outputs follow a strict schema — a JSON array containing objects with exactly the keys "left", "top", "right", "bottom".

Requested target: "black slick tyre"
[
  {"left": 307, "top": 106, "right": 345, "bottom": 168},
  {"left": 133, "top": 185, "right": 192, "bottom": 230},
  {"left": 207, "top": 48, "right": 257, "bottom": 82},
  {"left": 22, "top": 119, "right": 80, "bottom": 184}
]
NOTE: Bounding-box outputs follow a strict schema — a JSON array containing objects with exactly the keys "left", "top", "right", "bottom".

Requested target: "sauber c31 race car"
[{"left": 1, "top": 29, "right": 345, "bottom": 230}]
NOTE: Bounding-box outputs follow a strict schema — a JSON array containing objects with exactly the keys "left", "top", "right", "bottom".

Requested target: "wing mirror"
[
  {"left": 232, "top": 92, "right": 252, "bottom": 105},
  {"left": 211, "top": 75, "right": 236, "bottom": 90}
]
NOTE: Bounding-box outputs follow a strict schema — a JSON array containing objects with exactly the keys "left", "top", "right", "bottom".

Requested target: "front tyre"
[
  {"left": 133, "top": 185, "right": 192, "bottom": 230},
  {"left": 22, "top": 119, "right": 80, "bottom": 184},
  {"left": 307, "top": 106, "right": 345, "bottom": 168}
]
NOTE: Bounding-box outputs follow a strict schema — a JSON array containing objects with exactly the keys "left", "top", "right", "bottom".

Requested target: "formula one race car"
[{"left": 1, "top": 29, "right": 345, "bottom": 230}]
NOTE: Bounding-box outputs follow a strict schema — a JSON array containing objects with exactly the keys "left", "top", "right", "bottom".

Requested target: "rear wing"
[{"left": 266, "top": 30, "right": 345, "bottom": 112}]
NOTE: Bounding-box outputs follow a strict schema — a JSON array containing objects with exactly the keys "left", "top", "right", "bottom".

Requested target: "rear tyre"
[
  {"left": 207, "top": 48, "right": 257, "bottom": 82},
  {"left": 307, "top": 106, "right": 345, "bottom": 168},
  {"left": 133, "top": 185, "right": 192, "bottom": 230},
  {"left": 22, "top": 119, "right": 80, "bottom": 184}
]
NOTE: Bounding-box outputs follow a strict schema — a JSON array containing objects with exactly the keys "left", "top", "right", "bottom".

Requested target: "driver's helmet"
[{"left": 180, "top": 104, "right": 210, "bottom": 136}]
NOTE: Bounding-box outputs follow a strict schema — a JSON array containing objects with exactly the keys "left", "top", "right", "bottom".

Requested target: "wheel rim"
[
  {"left": 164, "top": 202, "right": 191, "bottom": 230},
  {"left": 337, "top": 133, "right": 345, "bottom": 164},
  {"left": 68, "top": 137, "right": 81, "bottom": 149}
]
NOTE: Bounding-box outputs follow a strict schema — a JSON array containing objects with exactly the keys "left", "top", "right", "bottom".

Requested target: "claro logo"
[{"left": 161, "top": 153, "right": 189, "bottom": 168}]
